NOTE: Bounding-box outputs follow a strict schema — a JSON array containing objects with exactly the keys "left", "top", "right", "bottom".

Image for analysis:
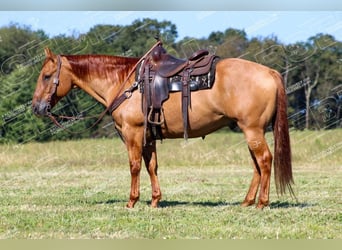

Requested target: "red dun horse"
[{"left": 32, "top": 47, "right": 294, "bottom": 209}]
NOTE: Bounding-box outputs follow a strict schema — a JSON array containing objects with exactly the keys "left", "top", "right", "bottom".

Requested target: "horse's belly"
[
  {"left": 161, "top": 110, "right": 229, "bottom": 138},
  {"left": 159, "top": 90, "right": 230, "bottom": 138}
]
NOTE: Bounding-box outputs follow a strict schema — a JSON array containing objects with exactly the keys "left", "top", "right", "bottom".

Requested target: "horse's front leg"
[
  {"left": 125, "top": 134, "right": 144, "bottom": 208},
  {"left": 143, "top": 141, "right": 162, "bottom": 208}
]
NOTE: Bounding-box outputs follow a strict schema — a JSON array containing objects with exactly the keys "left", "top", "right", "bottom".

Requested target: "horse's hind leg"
[
  {"left": 242, "top": 128, "right": 273, "bottom": 209},
  {"left": 142, "top": 141, "right": 162, "bottom": 208},
  {"left": 241, "top": 149, "right": 261, "bottom": 207}
]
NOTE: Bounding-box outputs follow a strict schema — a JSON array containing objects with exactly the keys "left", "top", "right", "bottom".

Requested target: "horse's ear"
[{"left": 44, "top": 47, "right": 54, "bottom": 58}]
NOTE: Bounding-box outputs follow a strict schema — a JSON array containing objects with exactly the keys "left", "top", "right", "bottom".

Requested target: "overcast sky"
[{"left": 0, "top": 11, "right": 341, "bottom": 44}]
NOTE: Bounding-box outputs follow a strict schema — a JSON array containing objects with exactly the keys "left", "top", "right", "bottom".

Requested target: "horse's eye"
[{"left": 43, "top": 75, "right": 51, "bottom": 81}]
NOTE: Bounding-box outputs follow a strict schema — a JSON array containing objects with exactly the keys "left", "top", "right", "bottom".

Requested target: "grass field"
[{"left": 0, "top": 129, "right": 341, "bottom": 239}]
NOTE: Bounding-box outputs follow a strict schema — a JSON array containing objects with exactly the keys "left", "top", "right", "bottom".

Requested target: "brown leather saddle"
[{"left": 139, "top": 42, "right": 220, "bottom": 141}]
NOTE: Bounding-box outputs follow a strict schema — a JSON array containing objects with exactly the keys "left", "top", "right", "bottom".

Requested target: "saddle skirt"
[{"left": 137, "top": 43, "right": 220, "bottom": 142}]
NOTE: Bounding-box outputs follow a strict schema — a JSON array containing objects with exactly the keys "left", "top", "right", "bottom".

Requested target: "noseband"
[{"left": 46, "top": 55, "right": 62, "bottom": 115}]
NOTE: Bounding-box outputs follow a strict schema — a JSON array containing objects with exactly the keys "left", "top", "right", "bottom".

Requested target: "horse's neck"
[
  {"left": 68, "top": 55, "right": 138, "bottom": 107},
  {"left": 83, "top": 76, "right": 115, "bottom": 107}
]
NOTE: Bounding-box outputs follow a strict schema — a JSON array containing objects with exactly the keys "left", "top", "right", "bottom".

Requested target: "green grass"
[{"left": 0, "top": 130, "right": 341, "bottom": 239}]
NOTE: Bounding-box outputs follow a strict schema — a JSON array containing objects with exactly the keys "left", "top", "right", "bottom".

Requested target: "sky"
[{"left": 0, "top": 11, "right": 341, "bottom": 44}]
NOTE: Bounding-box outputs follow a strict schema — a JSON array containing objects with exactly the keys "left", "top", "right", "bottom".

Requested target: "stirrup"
[{"left": 148, "top": 108, "right": 165, "bottom": 125}]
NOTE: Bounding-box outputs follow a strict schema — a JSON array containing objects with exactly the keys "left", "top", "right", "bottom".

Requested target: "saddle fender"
[{"left": 152, "top": 74, "right": 169, "bottom": 109}]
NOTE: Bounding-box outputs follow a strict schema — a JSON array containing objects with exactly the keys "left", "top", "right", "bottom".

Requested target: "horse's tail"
[{"left": 271, "top": 70, "right": 295, "bottom": 197}]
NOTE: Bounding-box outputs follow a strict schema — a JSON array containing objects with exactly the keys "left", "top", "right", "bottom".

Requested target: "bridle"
[
  {"left": 45, "top": 53, "right": 137, "bottom": 133},
  {"left": 45, "top": 40, "right": 162, "bottom": 134},
  {"left": 45, "top": 54, "right": 97, "bottom": 133}
]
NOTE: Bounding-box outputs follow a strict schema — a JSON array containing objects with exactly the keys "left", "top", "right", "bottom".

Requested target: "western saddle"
[{"left": 138, "top": 41, "right": 220, "bottom": 142}]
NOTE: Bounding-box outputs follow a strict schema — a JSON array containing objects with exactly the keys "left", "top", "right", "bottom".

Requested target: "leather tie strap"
[
  {"left": 182, "top": 69, "right": 191, "bottom": 140},
  {"left": 143, "top": 64, "right": 150, "bottom": 145}
]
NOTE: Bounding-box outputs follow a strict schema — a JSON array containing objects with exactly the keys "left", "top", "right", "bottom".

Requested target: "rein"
[{"left": 47, "top": 40, "right": 162, "bottom": 134}]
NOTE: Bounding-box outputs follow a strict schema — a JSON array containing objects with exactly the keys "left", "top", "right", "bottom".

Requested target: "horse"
[{"left": 32, "top": 46, "right": 294, "bottom": 209}]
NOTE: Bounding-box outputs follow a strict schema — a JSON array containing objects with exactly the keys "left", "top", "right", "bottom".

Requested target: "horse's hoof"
[
  {"left": 151, "top": 201, "right": 159, "bottom": 208},
  {"left": 126, "top": 201, "right": 136, "bottom": 208},
  {"left": 241, "top": 199, "right": 255, "bottom": 207},
  {"left": 256, "top": 201, "right": 269, "bottom": 209}
]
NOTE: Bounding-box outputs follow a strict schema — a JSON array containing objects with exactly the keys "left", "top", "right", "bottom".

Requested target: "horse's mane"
[{"left": 64, "top": 55, "right": 140, "bottom": 83}]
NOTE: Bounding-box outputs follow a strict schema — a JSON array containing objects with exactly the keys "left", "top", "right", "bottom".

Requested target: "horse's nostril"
[
  {"left": 32, "top": 104, "right": 39, "bottom": 115},
  {"left": 45, "top": 104, "right": 51, "bottom": 115},
  {"left": 32, "top": 101, "right": 49, "bottom": 116}
]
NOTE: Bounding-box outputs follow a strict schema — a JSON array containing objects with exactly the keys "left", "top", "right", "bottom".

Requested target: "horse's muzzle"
[{"left": 32, "top": 100, "right": 50, "bottom": 117}]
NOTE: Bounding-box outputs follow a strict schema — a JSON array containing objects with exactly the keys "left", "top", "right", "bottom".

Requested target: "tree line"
[{"left": 0, "top": 18, "right": 341, "bottom": 143}]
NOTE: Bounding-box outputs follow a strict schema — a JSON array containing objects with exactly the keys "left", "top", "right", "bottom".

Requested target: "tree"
[
  {"left": 0, "top": 24, "right": 48, "bottom": 75},
  {"left": 296, "top": 34, "right": 342, "bottom": 129},
  {"left": 215, "top": 28, "right": 248, "bottom": 58},
  {"left": 81, "top": 19, "right": 178, "bottom": 57}
]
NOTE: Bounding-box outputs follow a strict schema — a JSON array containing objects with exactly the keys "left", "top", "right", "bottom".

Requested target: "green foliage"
[
  {"left": 0, "top": 20, "right": 341, "bottom": 143},
  {"left": 80, "top": 18, "right": 177, "bottom": 56}
]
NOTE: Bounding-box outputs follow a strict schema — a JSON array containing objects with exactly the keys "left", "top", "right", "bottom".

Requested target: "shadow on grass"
[
  {"left": 157, "top": 200, "right": 241, "bottom": 208},
  {"left": 90, "top": 198, "right": 315, "bottom": 209},
  {"left": 157, "top": 200, "right": 315, "bottom": 209},
  {"left": 91, "top": 198, "right": 240, "bottom": 207},
  {"left": 85, "top": 198, "right": 127, "bottom": 205},
  {"left": 270, "top": 201, "right": 315, "bottom": 209}
]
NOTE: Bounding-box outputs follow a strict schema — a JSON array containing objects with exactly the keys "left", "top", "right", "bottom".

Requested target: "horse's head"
[{"left": 32, "top": 48, "right": 73, "bottom": 116}]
